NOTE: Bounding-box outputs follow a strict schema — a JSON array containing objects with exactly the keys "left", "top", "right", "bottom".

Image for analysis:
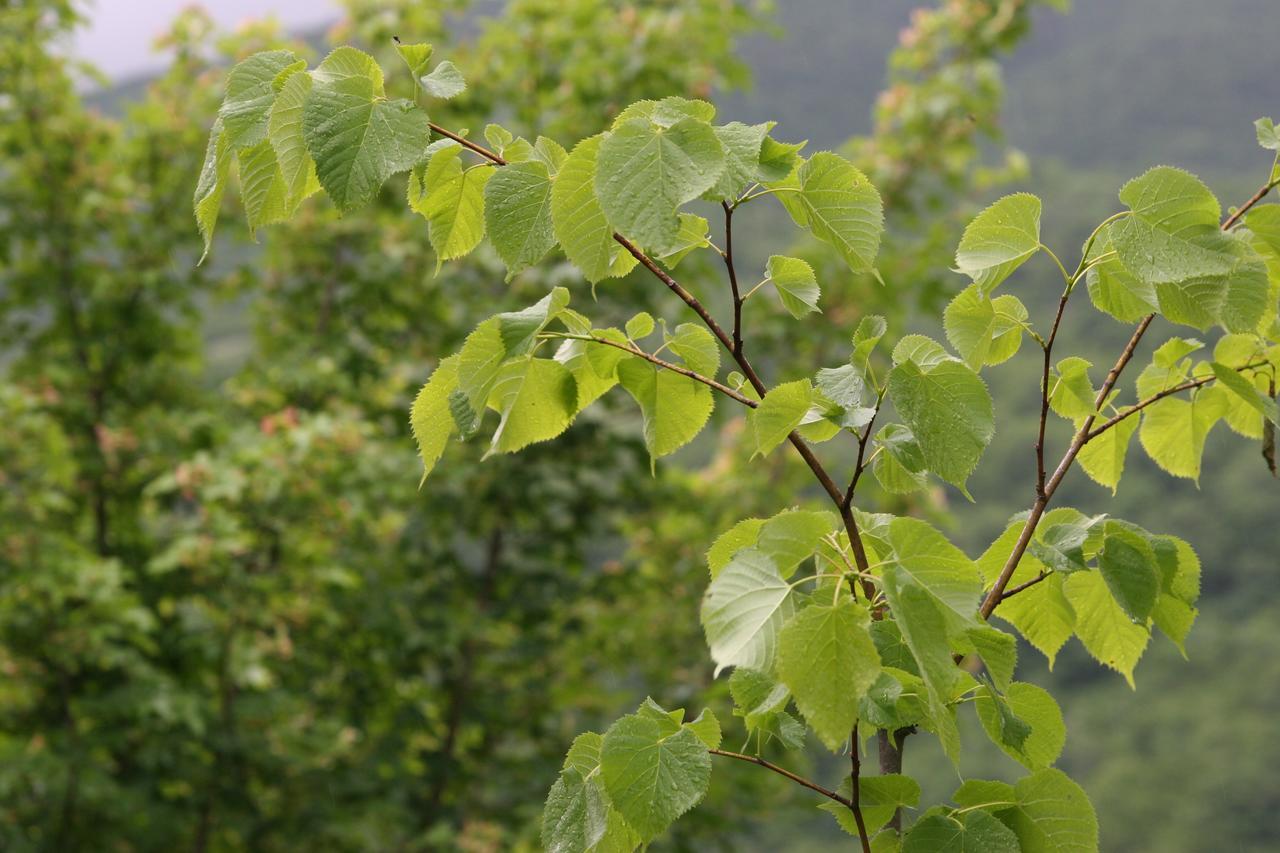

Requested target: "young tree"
[{"left": 198, "top": 33, "right": 1280, "bottom": 853}]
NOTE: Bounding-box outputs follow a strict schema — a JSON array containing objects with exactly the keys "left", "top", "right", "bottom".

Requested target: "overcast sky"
[{"left": 72, "top": 0, "right": 341, "bottom": 79}]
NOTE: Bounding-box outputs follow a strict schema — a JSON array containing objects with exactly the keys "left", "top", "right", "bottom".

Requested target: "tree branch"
[
  {"left": 1222, "top": 175, "right": 1279, "bottom": 230},
  {"left": 426, "top": 121, "right": 875, "bottom": 581},
  {"left": 547, "top": 333, "right": 758, "bottom": 407},
  {"left": 982, "top": 177, "right": 1271, "bottom": 618},
  {"left": 1085, "top": 360, "right": 1270, "bottom": 441},
  {"left": 999, "top": 570, "right": 1049, "bottom": 601},
  {"left": 979, "top": 313, "right": 1153, "bottom": 618},
  {"left": 849, "top": 724, "right": 873, "bottom": 853},
  {"left": 709, "top": 748, "right": 852, "bottom": 809},
  {"left": 721, "top": 201, "right": 744, "bottom": 357},
  {"left": 1035, "top": 287, "right": 1072, "bottom": 498}
]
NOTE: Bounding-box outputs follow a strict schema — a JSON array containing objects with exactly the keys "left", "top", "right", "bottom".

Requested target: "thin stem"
[
  {"left": 428, "top": 122, "right": 508, "bottom": 165},
  {"left": 1040, "top": 243, "right": 1071, "bottom": 286},
  {"left": 849, "top": 724, "right": 873, "bottom": 853},
  {"left": 980, "top": 313, "right": 1154, "bottom": 618},
  {"left": 709, "top": 748, "right": 851, "bottom": 808},
  {"left": 1035, "top": 286, "right": 1072, "bottom": 498},
  {"left": 1085, "top": 361, "right": 1269, "bottom": 441},
  {"left": 1073, "top": 210, "right": 1129, "bottom": 279},
  {"left": 984, "top": 175, "right": 1272, "bottom": 617},
  {"left": 1223, "top": 175, "right": 1280, "bottom": 230},
  {"left": 426, "top": 121, "right": 873, "bottom": 599},
  {"left": 1000, "top": 570, "right": 1049, "bottom": 601},
  {"left": 722, "top": 201, "right": 744, "bottom": 358},
  {"left": 541, "top": 333, "right": 757, "bottom": 407}
]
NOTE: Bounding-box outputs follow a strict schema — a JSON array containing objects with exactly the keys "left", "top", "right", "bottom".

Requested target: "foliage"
[{"left": 197, "top": 25, "right": 1280, "bottom": 850}]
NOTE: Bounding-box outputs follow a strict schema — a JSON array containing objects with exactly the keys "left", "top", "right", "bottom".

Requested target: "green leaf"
[
  {"left": 487, "top": 357, "right": 578, "bottom": 454},
  {"left": 1048, "top": 357, "right": 1097, "bottom": 420},
  {"left": 599, "top": 710, "right": 711, "bottom": 842},
  {"left": 1076, "top": 413, "right": 1137, "bottom": 493},
  {"left": 267, "top": 67, "right": 321, "bottom": 214},
  {"left": 220, "top": 50, "right": 299, "bottom": 149},
  {"left": 1152, "top": 240, "right": 1271, "bottom": 333},
  {"left": 975, "top": 682, "right": 1066, "bottom": 770},
  {"left": 766, "top": 255, "right": 821, "bottom": 318},
  {"left": 757, "top": 509, "right": 838, "bottom": 577},
  {"left": 1138, "top": 392, "right": 1226, "bottom": 481},
  {"left": 889, "top": 337, "right": 995, "bottom": 496},
  {"left": 700, "top": 548, "right": 796, "bottom": 674},
  {"left": 885, "top": 517, "right": 983, "bottom": 626},
  {"left": 872, "top": 424, "right": 930, "bottom": 494},
  {"left": 1256, "top": 117, "right": 1280, "bottom": 151},
  {"left": 617, "top": 356, "right": 714, "bottom": 460},
  {"left": 551, "top": 136, "right": 624, "bottom": 283},
  {"left": 1001, "top": 768, "right": 1099, "bottom": 853},
  {"left": 728, "top": 667, "right": 790, "bottom": 733},
  {"left": 821, "top": 775, "right": 922, "bottom": 837},
  {"left": 707, "top": 518, "right": 766, "bottom": 579},
  {"left": 1028, "top": 514, "right": 1103, "bottom": 574},
  {"left": 980, "top": 526, "right": 1075, "bottom": 667},
  {"left": 964, "top": 626, "right": 1018, "bottom": 693},
  {"left": 952, "top": 779, "right": 1017, "bottom": 811},
  {"left": 881, "top": 570, "right": 963, "bottom": 764},
  {"left": 1064, "top": 571, "right": 1148, "bottom": 687},
  {"left": 1109, "top": 167, "right": 1245, "bottom": 297},
  {"left": 1085, "top": 226, "right": 1159, "bottom": 323},
  {"left": 686, "top": 709, "right": 722, "bottom": 750},
  {"left": 666, "top": 323, "right": 719, "bottom": 376},
  {"left": 1211, "top": 362, "right": 1279, "bottom": 423},
  {"left": 485, "top": 160, "right": 556, "bottom": 276},
  {"left": 791, "top": 152, "right": 883, "bottom": 274},
  {"left": 943, "top": 284, "right": 1028, "bottom": 369},
  {"left": 410, "top": 355, "right": 460, "bottom": 481},
  {"left": 595, "top": 117, "right": 724, "bottom": 253},
  {"left": 655, "top": 213, "right": 711, "bottom": 267},
  {"left": 776, "top": 601, "right": 881, "bottom": 751},
  {"left": 409, "top": 144, "right": 493, "bottom": 267},
  {"left": 194, "top": 118, "right": 231, "bottom": 262},
  {"left": 553, "top": 321, "right": 622, "bottom": 411},
  {"left": 237, "top": 140, "right": 290, "bottom": 235},
  {"left": 543, "top": 768, "right": 611, "bottom": 853},
  {"left": 613, "top": 96, "right": 716, "bottom": 128},
  {"left": 303, "top": 48, "right": 429, "bottom": 212},
  {"left": 420, "top": 59, "right": 466, "bottom": 99},
  {"left": 954, "top": 193, "right": 1043, "bottom": 294},
  {"left": 852, "top": 315, "right": 888, "bottom": 372},
  {"left": 624, "top": 312, "right": 654, "bottom": 341},
  {"left": 394, "top": 42, "right": 432, "bottom": 78},
  {"left": 533, "top": 136, "right": 569, "bottom": 175},
  {"left": 705, "top": 121, "right": 773, "bottom": 201},
  {"left": 1096, "top": 522, "right": 1159, "bottom": 621},
  {"left": 1150, "top": 536, "right": 1201, "bottom": 654},
  {"left": 452, "top": 290, "right": 570, "bottom": 417},
  {"left": 756, "top": 134, "right": 805, "bottom": 182},
  {"left": 749, "top": 379, "right": 813, "bottom": 458},
  {"left": 562, "top": 732, "right": 603, "bottom": 776},
  {"left": 903, "top": 810, "right": 1020, "bottom": 853}
]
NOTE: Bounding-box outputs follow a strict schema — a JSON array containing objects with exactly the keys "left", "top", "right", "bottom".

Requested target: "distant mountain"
[{"left": 727, "top": 0, "right": 1277, "bottom": 184}]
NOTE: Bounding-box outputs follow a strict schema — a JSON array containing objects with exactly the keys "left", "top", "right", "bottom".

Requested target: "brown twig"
[
  {"left": 1036, "top": 289, "right": 1072, "bottom": 498},
  {"left": 983, "top": 177, "right": 1274, "bottom": 617},
  {"left": 709, "top": 748, "right": 852, "bottom": 808},
  {"left": 979, "top": 314, "right": 1153, "bottom": 618},
  {"left": 552, "top": 333, "right": 757, "bottom": 407},
  {"left": 849, "top": 724, "right": 873, "bottom": 853},
  {"left": 721, "top": 200, "right": 745, "bottom": 357}
]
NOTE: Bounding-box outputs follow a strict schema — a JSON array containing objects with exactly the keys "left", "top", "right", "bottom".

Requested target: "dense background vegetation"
[{"left": 1, "top": 0, "right": 1276, "bottom": 850}]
